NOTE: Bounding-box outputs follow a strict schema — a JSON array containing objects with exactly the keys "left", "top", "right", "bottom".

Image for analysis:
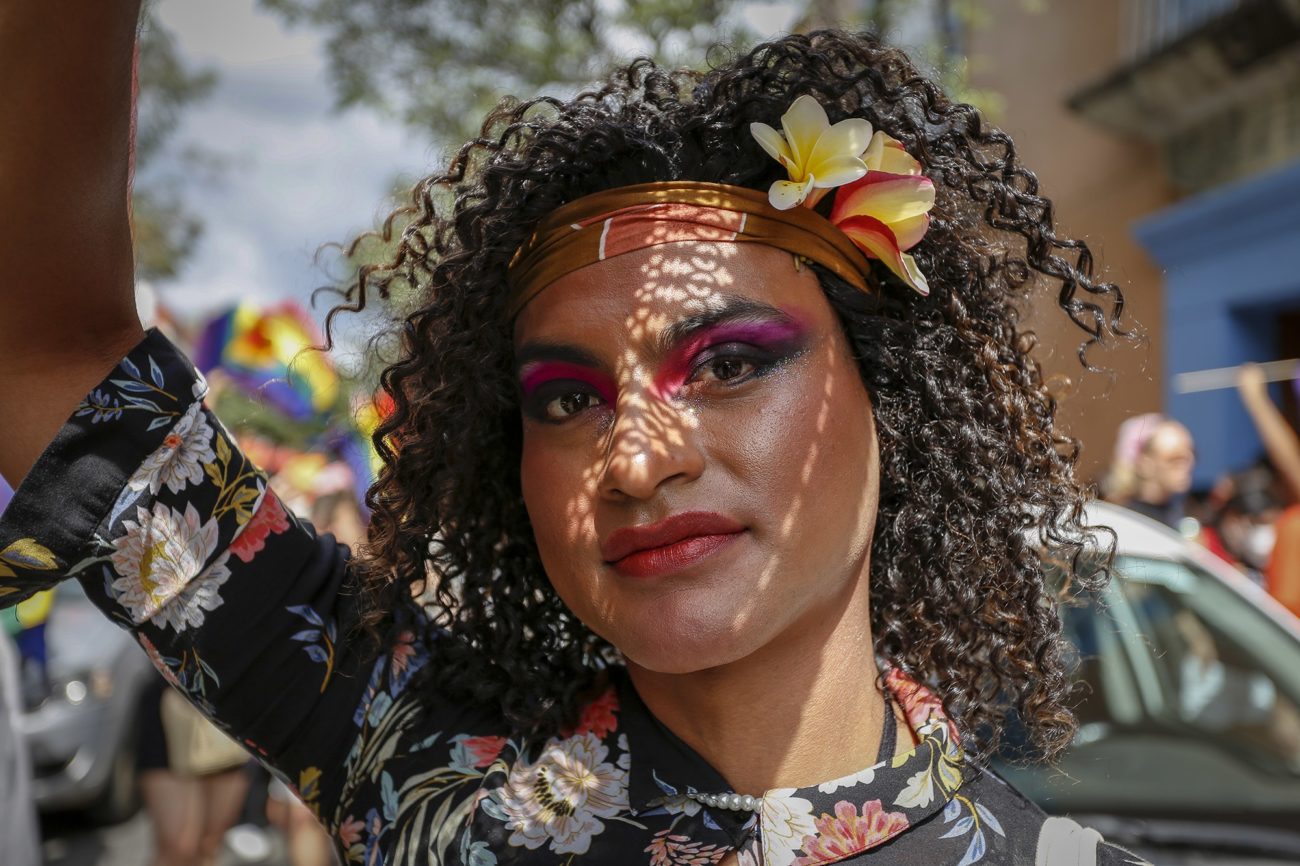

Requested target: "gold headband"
[{"left": 506, "top": 181, "right": 875, "bottom": 315}]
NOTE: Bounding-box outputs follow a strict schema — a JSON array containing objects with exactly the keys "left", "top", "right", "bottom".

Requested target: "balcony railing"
[{"left": 1122, "top": 0, "right": 1242, "bottom": 60}]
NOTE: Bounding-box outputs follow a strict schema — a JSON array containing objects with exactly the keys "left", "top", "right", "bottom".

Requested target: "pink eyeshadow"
[
  {"left": 519, "top": 361, "right": 617, "bottom": 405},
  {"left": 653, "top": 317, "right": 810, "bottom": 398}
]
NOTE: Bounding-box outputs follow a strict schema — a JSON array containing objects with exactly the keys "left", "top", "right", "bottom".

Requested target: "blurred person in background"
[
  {"left": 266, "top": 777, "right": 341, "bottom": 866},
  {"left": 136, "top": 672, "right": 253, "bottom": 866},
  {"left": 310, "top": 487, "right": 367, "bottom": 549},
  {"left": 1103, "top": 413, "right": 1197, "bottom": 529},
  {"left": 1125, "top": 418, "right": 1197, "bottom": 529},
  {"left": 1198, "top": 465, "right": 1282, "bottom": 585},
  {"left": 1238, "top": 365, "right": 1300, "bottom": 619},
  {"left": 1101, "top": 411, "right": 1163, "bottom": 503}
]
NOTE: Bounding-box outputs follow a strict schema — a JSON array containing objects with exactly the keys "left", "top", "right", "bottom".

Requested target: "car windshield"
[{"left": 997, "top": 553, "right": 1300, "bottom": 817}]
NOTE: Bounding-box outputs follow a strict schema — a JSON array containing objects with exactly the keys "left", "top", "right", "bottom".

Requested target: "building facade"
[{"left": 969, "top": 0, "right": 1300, "bottom": 487}]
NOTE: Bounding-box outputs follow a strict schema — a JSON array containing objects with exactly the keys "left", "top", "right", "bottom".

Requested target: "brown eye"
[
  {"left": 707, "top": 357, "right": 753, "bottom": 382},
  {"left": 545, "top": 391, "right": 599, "bottom": 421}
]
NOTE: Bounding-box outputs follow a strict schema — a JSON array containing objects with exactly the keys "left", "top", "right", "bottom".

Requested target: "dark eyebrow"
[
  {"left": 514, "top": 342, "right": 605, "bottom": 374},
  {"left": 657, "top": 296, "right": 794, "bottom": 355},
  {"left": 513, "top": 295, "right": 793, "bottom": 374}
]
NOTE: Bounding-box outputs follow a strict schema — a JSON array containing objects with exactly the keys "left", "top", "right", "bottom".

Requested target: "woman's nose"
[{"left": 596, "top": 389, "right": 705, "bottom": 502}]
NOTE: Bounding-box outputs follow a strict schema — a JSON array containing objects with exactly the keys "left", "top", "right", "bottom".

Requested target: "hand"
[{"left": 1236, "top": 363, "right": 1269, "bottom": 403}]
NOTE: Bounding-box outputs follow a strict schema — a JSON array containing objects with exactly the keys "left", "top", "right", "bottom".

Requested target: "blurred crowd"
[{"left": 1101, "top": 364, "right": 1300, "bottom": 620}]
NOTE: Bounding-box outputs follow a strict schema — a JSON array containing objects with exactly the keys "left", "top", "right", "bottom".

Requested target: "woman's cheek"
[{"left": 521, "top": 438, "right": 599, "bottom": 579}]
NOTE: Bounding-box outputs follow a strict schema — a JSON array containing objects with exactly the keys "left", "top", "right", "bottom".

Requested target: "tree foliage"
[
  {"left": 260, "top": 0, "right": 747, "bottom": 142},
  {"left": 261, "top": 0, "right": 1041, "bottom": 146},
  {"left": 132, "top": 9, "right": 218, "bottom": 280}
]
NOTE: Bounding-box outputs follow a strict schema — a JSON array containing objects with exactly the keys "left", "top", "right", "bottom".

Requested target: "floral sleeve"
[{"left": 0, "top": 328, "right": 385, "bottom": 826}]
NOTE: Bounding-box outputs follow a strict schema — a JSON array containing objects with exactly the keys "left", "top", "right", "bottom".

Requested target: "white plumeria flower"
[{"left": 750, "top": 95, "right": 873, "bottom": 210}]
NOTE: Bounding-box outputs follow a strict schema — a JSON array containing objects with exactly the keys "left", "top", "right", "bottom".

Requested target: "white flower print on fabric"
[
  {"left": 759, "top": 791, "right": 817, "bottom": 866},
  {"left": 125, "top": 401, "right": 215, "bottom": 496},
  {"left": 617, "top": 734, "right": 631, "bottom": 772},
  {"left": 109, "top": 501, "right": 231, "bottom": 631},
  {"left": 499, "top": 731, "right": 629, "bottom": 855},
  {"left": 817, "top": 762, "right": 881, "bottom": 794},
  {"left": 894, "top": 767, "right": 937, "bottom": 809}
]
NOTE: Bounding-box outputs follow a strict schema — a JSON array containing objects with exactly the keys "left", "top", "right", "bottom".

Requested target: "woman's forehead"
[{"left": 512, "top": 241, "right": 825, "bottom": 347}]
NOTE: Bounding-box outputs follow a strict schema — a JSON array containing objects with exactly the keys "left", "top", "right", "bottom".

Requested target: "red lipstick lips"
[{"left": 601, "top": 511, "right": 745, "bottom": 578}]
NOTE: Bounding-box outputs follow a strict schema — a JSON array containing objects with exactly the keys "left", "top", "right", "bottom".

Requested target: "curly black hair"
[{"left": 324, "top": 29, "right": 1127, "bottom": 762}]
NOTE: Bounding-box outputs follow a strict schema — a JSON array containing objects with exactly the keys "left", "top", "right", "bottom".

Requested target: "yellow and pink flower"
[
  {"left": 828, "top": 137, "right": 935, "bottom": 296},
  {"left": 750, "top": 95, "right": 873, "bottom": 210},
  {"left": 751, "top": 96, "right": 935, "bottom": 295}
]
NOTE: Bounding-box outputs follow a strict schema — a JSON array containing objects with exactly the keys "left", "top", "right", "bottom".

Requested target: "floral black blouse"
[{"left": 0, "top": 330, "right": 1151, "bottom": 866}]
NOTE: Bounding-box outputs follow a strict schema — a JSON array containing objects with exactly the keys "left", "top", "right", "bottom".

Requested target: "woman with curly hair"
[{"left": 1, "top": 4, "right": 1141, "bottom": 864}]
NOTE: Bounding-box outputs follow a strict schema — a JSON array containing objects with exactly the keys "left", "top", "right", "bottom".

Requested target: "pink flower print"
[
  {"left": 461, "top": 735, "right": 508, "bottom": 769},
  {"left": 567, "top": 687, "right": 619, "bottom": 739},
  {"left": 885, "top": 667, "right": 960, "bottom": 743},
  {"left": 230, "top": 491, "right": 290, "bottom": 563},
  {"left": 390, "top": 630, "right": 415, "bottom": 677},
  {"left": 338, "top": 815, "right": 364, "bottom": 848},
  {"left": 793, "top": 799, "right": 910, "bottom": 864},
  {"left": 135, "top": 634, "right": 182, "bottom": 689},
  {"left": 645, "top": 829, "right": 727, "bottom": 866}
]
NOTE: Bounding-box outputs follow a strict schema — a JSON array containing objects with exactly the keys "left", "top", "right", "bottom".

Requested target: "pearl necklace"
[{"left": 685, "top": 790, "right": 762, "bottom": 812}]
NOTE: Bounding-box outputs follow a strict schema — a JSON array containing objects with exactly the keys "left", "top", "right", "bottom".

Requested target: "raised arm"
[
  {"left": 1237, "top": 364, "right": 1300, "bottom": 501},
  {"left": 0, "top": 0, "right": 147, "bottom": 486},
  {"left": 0, "top": 8, "right": 487, "bottom": 836}
]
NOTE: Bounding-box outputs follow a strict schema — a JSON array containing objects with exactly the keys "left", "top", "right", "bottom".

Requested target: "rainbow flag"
[
  {"left": 194, "top": 302, "right": 340, "bottom": 421},
  {"left": 352, "top": 390, "right": 396, "bottom": 478}
]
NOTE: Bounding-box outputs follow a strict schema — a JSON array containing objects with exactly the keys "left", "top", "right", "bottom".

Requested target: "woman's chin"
[
  {"left": 619, "top": 641, "right": 745, "bottom": 675},
  {"left": 610, "top": 606, "right": 780, "bottom": 675}
]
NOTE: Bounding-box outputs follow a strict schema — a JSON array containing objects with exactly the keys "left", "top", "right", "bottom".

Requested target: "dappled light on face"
[
  {"left": 747, "top": 342, "right": 839, "bottom": 624},
  {"left": 634, "top": 242, "right": 741, "bottom": 310},
  {"left": 562, "top": 462, "right": 603, "bottom": 550},
  {"left": 783, "top": 345, "right": 837, "bottom": 535},
  {"left": 589, "top": 245, "right": 738, "bottom": 511},
  {"left": 519, "top": 232, "right": 877, "bottom": 673}
]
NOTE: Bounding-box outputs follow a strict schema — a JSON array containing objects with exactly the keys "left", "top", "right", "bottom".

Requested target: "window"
[{"left": 995, "top": 555, "right": 1300, "bottom": 817}]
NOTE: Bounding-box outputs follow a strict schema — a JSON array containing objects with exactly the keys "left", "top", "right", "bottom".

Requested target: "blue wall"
[{"left": 1134, "top": 158, "right": 1300, "bottom": 488}]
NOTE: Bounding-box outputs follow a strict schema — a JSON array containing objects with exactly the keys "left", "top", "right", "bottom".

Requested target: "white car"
[
  {"left": 17, "top": 580, "right": 155, "bottom": 822},
  {"left": 994, "top": 501, "right": 1300, "bottom": 863}
]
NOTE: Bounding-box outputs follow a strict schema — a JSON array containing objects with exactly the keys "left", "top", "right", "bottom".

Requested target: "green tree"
[
  {"left": 132, "top": 9, "right": 219, "bottom": 280},
  {"left": 262, "top": 0, "right": 1042, "bottom": 145},
  {"left": 260, "top": 0, "right": 747, "bottom": 143}
]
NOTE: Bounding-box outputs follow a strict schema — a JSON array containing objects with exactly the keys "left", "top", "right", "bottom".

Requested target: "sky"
[
  {"left": 149, "top": 0, "right": 432, "bottom": 327},
  {"left": 149, "top": 0, "right": 803, "bottom": 331}
]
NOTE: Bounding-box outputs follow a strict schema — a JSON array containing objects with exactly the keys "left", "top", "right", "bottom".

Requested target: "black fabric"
[{"left": 135, "top": 676, "right": 170, "bottom": 772}]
